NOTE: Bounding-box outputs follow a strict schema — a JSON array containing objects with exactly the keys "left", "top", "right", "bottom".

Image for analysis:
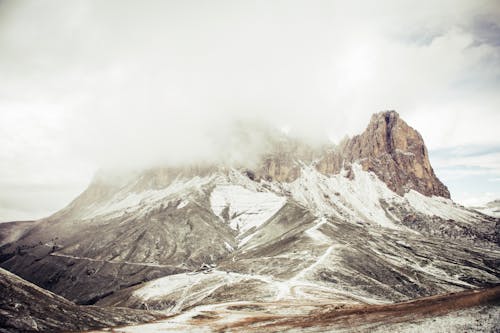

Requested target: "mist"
[{"left": 1, "top": 0, "right": 500, "bottom": 219}]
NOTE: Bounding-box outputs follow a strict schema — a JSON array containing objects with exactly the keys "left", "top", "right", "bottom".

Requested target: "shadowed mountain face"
[
  {"left": 0, "top": 111, "right": 498, "bottom": 327},
  {"left": 0, "top": 267, "right": 162, "bottom": 333}
]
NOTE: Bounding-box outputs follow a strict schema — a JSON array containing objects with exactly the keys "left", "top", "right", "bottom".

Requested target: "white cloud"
[
  {"left": 456, "top": 192, "right": 500, "bottom": 207},
  {"left": 1, "top": 0, "right": 500, "bottom": 219}
]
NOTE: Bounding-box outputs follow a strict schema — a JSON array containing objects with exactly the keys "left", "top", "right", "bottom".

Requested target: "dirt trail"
[
  {"left": 50, "top": 252, "right": 174, "bottom": 268},
  {"left": 93, "top": 285, "right": 499, "bottom": 332},
  {"left": 211, "top": 285, "right": 500, "bottom": 332}
]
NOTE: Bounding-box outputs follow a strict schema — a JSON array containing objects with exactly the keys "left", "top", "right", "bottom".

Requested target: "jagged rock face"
[
  {"left": 316, "top": 111, "right": 450, "bottom": 198},
  {"left": 254, "top": 152, "right": 301, "bottom": 182},
  {"left": 250, "top": 138, "right": 319, "bottom": 183}
]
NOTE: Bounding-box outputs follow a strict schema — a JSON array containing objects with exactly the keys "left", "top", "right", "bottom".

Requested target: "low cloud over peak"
[{"left": 1, "top": 0, "right": 499, "bottom": 219}]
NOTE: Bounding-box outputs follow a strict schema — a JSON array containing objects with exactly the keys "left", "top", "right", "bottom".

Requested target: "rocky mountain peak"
[
  {"left": 217, "top": 110, "right": 449, "bottom": 198},
  {"left": 317, "top": 110, "right": 450, "bottom": 198},
  {"left": 70, "top": 111, "right": 450, "bottom": 200}
]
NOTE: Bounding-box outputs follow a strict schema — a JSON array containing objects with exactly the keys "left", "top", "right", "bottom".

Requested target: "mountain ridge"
[
  {"left": 57, "top": 110, "right": 449, "bottom": 219},
  {"left": 0, "top": 110, "right": 497, "bottom": 326}
]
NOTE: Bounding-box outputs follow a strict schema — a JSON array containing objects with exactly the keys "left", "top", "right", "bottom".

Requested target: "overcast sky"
[{"left": 1, "top": 0, "right": 499, "bottom": 220}]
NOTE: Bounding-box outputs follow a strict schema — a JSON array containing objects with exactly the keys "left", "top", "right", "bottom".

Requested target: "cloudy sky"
[{"left": 1, "top": 0, "right": 499, "bottom": 220}]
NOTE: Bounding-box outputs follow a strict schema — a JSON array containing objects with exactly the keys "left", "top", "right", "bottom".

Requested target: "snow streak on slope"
[
  {"left": 210, "top": 185, "right": 286, "bottom": 236},
  {"left": 285, "top": 164, "right": 403, "bottom": 229},
  {"left": 475, "top": 206, "right": 500, "bottom": 218},
  {"left": 131, "top": 270, "right": 279, "bottom": 313},
  {"left": 405, "top": 190, "right": 479, "bottom": 223},
  {"left": 84, "top": 175, "right": 214, "bottom": 219},
  {"left": 304, "top": 217, "right": 330, "bottom": 244},
  {"left": 477, "top": 200, "right": 500, "bottom": 217}
]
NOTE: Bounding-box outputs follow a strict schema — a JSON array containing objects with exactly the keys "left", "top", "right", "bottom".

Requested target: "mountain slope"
[
  {"left": 0, "top": 111, "right": 498, "bottom": 316},
  {"left": 96, "top": 287, "right": 500, "bottom": 333},
  {"left": 0, "top": 267, "right": 161, "bottom": 333}
]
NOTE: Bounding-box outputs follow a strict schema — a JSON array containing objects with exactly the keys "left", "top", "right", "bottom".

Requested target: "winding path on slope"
[
  {"left": 49, "top": 252, "right": 175, "bottom": 268},
  {"left": 94, "top": 286, "right": 500, "bottom": 332}
]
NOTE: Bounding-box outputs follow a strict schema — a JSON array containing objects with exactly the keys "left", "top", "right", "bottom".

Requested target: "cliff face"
[
  {"left": 248, "top": 110, "right": 449, "bottom": 198},
  {"left": 316, "top": 111, "right": 450, "bottom": 198},
  {"left": 247, "top": 137, "right": 322, "bottom": 183}
]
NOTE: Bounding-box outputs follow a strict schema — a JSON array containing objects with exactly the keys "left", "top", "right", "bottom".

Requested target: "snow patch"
[
  {"left": 210, "top": 185, "right": 286, "bottom": 236},
  {"left": 224, "top": 241, "right": 234, "bottom": 252},
  {"left": 474, "top": 206, "right": 500, "bottom": 218},
  {"left": 176, "top": 200, "right": 189, "bottom": 209},
  {"left": 84, "top": 175, "right": 213, "bottom": 219},
  {"left": 404, "top": 190, "right": 476, "bottom": 222},
  {"left": 286, "top": 163, "right": 403, "bottom": 229},
  {"left": 305, "top": 218, "right": 331, "bottom": 244}
]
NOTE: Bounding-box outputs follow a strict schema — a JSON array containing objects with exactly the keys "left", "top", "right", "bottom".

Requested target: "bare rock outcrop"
[
  {"left": 250, "top": 138, "right": 320, "bottom": 183},
  {"left": 316, "top": 111, "right": 450, "bottom": 198}
]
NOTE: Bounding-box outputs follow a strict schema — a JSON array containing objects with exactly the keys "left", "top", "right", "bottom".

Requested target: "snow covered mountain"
[{"left": 0, "top": 111, "right": 498, "bottom": 331}]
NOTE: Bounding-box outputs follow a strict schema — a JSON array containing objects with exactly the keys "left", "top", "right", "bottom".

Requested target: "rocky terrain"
[
  {"left": 0, "top": 267, "right": 163, "bottom": 333},
  {"left": 0, "top": 111, "right": 498, "bottom": 332},
  {"left": 0, "top": 221, "right": 36, "bottom": 247},
  {"left": 91, "top": 286, "right": 500, "bottom": 332}
]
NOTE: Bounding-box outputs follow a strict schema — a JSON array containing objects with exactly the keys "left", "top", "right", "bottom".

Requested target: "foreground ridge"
[{"left": 96, "top": 286, "right": 500, "bottom": 332}]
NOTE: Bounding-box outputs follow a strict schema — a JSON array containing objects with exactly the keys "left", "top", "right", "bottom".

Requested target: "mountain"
[
  {"left": 316, "top": 111, "right": 450, "bottom": 198},
  {"left": 472, "top": 200, "right": 500, "bottom": 218},
  {"left": 0, "top": 267, "right": 162, "bottom": 333},
  {"left": 0, "top": 111, "right": 498, "bottom": 331}
]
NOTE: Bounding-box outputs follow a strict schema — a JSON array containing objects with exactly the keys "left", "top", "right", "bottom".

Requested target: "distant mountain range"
[{"left": 472, "top": 200, "right": 500, "bottom": 218}]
